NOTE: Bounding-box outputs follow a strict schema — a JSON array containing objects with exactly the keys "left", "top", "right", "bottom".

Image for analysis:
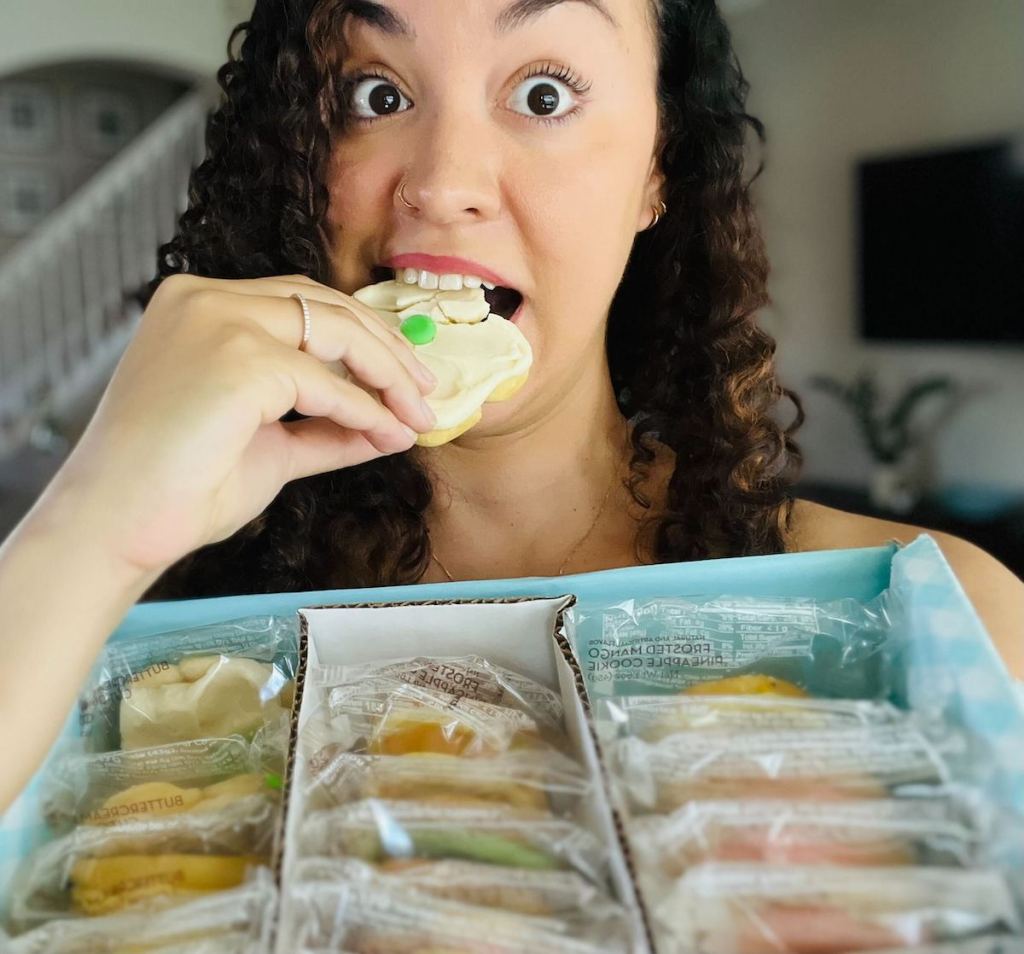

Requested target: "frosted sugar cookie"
[{"left": 353, "top": 279, "right": 532, "bottom": 446}]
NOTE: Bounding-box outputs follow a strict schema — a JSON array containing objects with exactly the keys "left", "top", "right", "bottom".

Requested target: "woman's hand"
[{"left": 53, "top": 273, "right": 436, "bottom": 577}]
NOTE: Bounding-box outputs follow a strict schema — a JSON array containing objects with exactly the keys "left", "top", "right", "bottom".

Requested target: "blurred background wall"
[
  {"left": 1, "top": 0, "right": 1022, "bottom": 573},
  {"left": 725, "top": 0, "right": 1024, "bottom": 571},
  {"left": 730, "top": 0, "right": 1024, "bottom": 491},
  {"left": 0, "top": 0, "right": 243, "bottom": 79},
  {"left": 0, "top": 1, "right": 249, "bottom": 536}
]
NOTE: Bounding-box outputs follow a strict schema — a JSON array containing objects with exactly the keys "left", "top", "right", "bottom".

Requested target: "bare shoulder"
[
  {"left": 786, "top": 498, "right": 923, "bottom": 552},
  {"left": 786, "top": 497, "right": 1013, "bottom": 573},
  {"left": 787, "top": 498, "right": 1024, "bottom": 678}
]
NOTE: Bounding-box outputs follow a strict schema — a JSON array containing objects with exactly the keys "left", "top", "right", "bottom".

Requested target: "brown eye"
[
  {"left": 509, "top": 76, "right": 577, "bottom": 121},
  {"left": 528, "top": 81, "right": 560, "bottom": 116},
  {"left": 349, "top": 77, "right": 410, "bottom": 120}
]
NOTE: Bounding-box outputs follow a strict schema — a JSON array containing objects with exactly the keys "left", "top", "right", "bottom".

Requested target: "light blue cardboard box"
[{"left": 2, "top": 533, "right": 1021, "bottom": 908}]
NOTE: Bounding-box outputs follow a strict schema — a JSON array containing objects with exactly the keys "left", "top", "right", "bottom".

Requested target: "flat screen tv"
[{"left": 856, "top": 137, "right": 1024, "bottom": 344}]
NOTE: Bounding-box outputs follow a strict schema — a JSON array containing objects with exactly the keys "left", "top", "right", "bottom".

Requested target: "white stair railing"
[{"left": 0, "top": 90, "right": 210, "bottom": 458}]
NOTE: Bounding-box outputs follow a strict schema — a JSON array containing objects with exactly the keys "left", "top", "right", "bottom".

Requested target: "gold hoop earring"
[{"left": 647, "top": 199, "right": 668, "bottom": 230}]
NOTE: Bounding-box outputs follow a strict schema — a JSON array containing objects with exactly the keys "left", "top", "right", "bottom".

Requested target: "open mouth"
[
  {"left": 371, "top": 267, "right": 524, "bottom": 321},
  {"left": 481, "top": 284, "right": 524, "bottom": 321}
]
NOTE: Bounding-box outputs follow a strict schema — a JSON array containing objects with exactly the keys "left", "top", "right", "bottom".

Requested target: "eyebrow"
[
  {"left": 495, "top": 0, "right": 618, "bottom": 34},
  {"left": 342, "top": 0, "right": 618, "bottom": 39}
]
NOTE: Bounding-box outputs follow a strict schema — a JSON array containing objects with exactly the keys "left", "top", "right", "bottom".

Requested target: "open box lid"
[
  {"left": 109, "top": 543, "right": 901, "bottom": 641},
  {"left": 298, "top": 596, "right": 576, "bottom": 687},
  {"left": 4, "top": 536, "right": 1020, "bottom": 902}
]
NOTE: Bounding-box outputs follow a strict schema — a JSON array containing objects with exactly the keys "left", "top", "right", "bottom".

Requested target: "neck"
[{"left": 419, "top": 355, "right": 634, "bottom": 580}]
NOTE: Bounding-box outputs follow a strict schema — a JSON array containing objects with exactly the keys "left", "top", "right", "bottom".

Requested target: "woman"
[{"left": 0, "top": 0, "right": 1020, "bottom": 814}]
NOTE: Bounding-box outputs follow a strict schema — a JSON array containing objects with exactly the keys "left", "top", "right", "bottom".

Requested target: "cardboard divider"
[
  {"left": 274, "top": 595, "right": 651, "bottom": 953},
  {"left": 553, "top": 628, "right": 656, "bottom": 948}
]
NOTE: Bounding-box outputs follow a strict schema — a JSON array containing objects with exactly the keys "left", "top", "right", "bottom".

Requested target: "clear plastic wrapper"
[
  {"left": 323, "top": 675, "right": 568, "bottom": 757},
  {"left": 42, "top": 735, "right": 282, "bottom": 831},
  {"left": 296, "top": 799, "right": 609, "bottom": 884},
  {"left": 305, "top": 746, "right": 590, "bottom": 814},
  {"left": 75, "top": 772, "right": 280, "bottom": 829},
  {"left": 613, "top": 722, "right": 958, "bottom": 810},
  {"left": 569, "top": 594, "right": 901, "bottom": 699},
  {"left": 79, "top": 615, "right": 299, "bottom": 752},
  {"left": 315, "top": 655, "right": 565, "bottom": 731},
  {"left": 598, "top": 694, "right": 907, "bottom": 742},
  {"left": 279, "top": 648, "right": 641, "bottom": 950},
  {"left": 891, "top": 782, "right": 1024, "bottom": 871},
  {"left": 651, "top": 862, "right": 1022, "bottom": 954},
  {"left": 111, "top": 657, "right": 292, "bottom": 753},
  {"left": 283, "top": 881, "right": 630, "bottom": 953},
  {"left": 294, "top": 855, "right": 615, "bottom": 918},
  {"left": 627, "top": 797, "right": 982, "bottom": 879},
  {"left": 858, "top": 940, "right": 1024, "bottom": 954},
  {"left": 111, "top": 941, "right": 254, "bottom": 954},
  {"left": 7, "top": 795, "right": 277, "bottom": 926},
  {"left": 4, "top": 876, "right": 275, "bottom": 952},
  {"left": 292, "top": 856, "right": 631, "bottom": 943}
]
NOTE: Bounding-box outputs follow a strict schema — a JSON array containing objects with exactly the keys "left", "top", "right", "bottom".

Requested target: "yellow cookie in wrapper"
[
  {"left": 86, "top": 774, "right": 270, "bottom": 826},
  {"left": 71, "top": 853, "right": 260, "bottom": 915},
  {"left": 196, "top": 773, "right": 269, "bottom": 812},
  {"left": 372, "top": 754, "right": 549, "bottom": 813},
  {"left": 367, "top": 708, "right": 543, "bottom": 758},
  {"left": 368, "top": 710, "right": 483, "bottom": 757},
  {"left": 683, "top": 674, "right": 809, "bottom": 697},
  {"left": 86, "top": 782, "right": 203, "bottom": 826}
]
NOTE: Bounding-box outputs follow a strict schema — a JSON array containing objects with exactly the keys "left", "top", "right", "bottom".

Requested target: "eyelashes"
[
  {"left": 341, "top": 60, "right": 592, "bottom": 128},
  {"left": 517, "top": 62, "right": 591, "bottom": 127},
  {"left": 520, "top": 61, "right": 592, "bottom": 97}
]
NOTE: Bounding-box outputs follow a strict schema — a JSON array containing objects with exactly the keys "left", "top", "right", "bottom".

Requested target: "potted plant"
[{"left": 809, "top": 369, "right": 958, "bottom": 514}]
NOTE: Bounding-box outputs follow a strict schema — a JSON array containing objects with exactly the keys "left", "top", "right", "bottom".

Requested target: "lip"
[{"left": 382, "top": 253, "right": 516, "bottom": 290}]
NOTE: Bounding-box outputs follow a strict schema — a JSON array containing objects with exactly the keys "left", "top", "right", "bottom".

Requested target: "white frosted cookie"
[{"left": 353, "top": 279, "right": 533, "bottom": 446}]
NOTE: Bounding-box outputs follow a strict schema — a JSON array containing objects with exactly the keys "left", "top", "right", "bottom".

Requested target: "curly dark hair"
[{"left": 141, "top": 0, "right": 804, "bottom": 601}]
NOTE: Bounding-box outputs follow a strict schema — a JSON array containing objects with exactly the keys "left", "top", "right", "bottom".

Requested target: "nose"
[{"left": 394, "top": 106, "right": 501, "bottom": 225}]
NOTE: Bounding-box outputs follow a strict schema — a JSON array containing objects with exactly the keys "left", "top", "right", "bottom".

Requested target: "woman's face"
[{"left": 324, "top": 0, "right": 664, "bottom": 435}]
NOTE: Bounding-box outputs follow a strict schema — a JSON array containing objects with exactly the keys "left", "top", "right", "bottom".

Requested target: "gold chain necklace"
[{"left": 429, "top": 470, "right": 619, "bottom": 582}]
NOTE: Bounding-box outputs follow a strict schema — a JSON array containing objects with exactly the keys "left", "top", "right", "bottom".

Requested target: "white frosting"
[{"left": 353, "top": 280, "right": 532, "bottom": 431}]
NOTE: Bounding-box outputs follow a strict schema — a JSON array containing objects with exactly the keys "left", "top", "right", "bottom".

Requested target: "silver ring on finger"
[{"left": 291, "top": 292, "right": 312, "bottom": 352}]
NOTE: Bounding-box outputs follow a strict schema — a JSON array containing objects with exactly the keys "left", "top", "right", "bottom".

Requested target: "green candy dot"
[
  {"left": 400, "top": 313, "right": 437, "bottom": 345},
  {"left": 264, "top": 772, "right": 283, "bottom": 791}
]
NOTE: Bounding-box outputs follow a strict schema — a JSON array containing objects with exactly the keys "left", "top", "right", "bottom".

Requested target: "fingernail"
[
  {"left": 401, "top": 424, "right": 418, "bottom": 442},
  {"left": 419, "top": 398, "right": 436, "bottom": 427},
  {"left": 418, "top": 364, "right": 437, "bottom": 388}
]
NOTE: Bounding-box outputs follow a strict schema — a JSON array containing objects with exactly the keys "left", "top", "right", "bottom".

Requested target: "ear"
[{"left": 637, "top": 153, "right": 667, "bottom": 232}]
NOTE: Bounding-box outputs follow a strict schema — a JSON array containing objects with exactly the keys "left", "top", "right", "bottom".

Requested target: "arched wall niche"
[{"left": 0, "top": 58, "right": 199, "bottom": 257}]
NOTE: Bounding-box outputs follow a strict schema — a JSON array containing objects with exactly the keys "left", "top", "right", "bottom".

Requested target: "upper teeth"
[{"left": 398, "top": 267, "right": 495, "bottom": 291}]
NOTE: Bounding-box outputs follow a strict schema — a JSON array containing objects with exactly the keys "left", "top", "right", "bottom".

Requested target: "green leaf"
[{"left": 887, "top": 377, "right": 955, "bottom": 434}]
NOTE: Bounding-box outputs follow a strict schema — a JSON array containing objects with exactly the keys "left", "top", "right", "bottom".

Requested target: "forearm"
[{"left": 0, "top": 479, "right": 163, "bottom": 813}]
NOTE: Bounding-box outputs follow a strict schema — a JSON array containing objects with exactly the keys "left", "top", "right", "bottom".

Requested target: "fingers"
[
  {"left": 220, "top": 275, "right": 437, "bottom": 394},
  {"left": 277, "top": 416, "right": 387, "bottom": 483},
  {"left": 268, "top": 347, "right": 423, "bottom": 454},
  {"left": 232, "top": 292, "right": 436, "bottom": 437},
  {"left": 350, "top": 306, "right": 438, "bottom": 396}
]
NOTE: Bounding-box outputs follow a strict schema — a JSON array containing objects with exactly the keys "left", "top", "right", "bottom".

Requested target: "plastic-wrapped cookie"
[{"left": 353, "top": 278, "right": 532, "bottom": 446}]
